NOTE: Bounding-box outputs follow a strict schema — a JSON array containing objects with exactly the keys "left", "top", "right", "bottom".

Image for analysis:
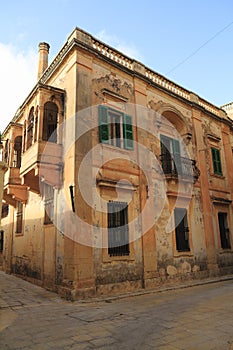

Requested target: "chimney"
[{"left": 37, "top": 42, "right": 50, "bottom": 80}]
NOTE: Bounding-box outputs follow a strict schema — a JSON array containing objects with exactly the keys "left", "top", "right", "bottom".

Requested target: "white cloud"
[
  {"left": 0, "top": 43, "right": 37, "bottom": 133},
  {"left": 96, "top": 30, "right": 142, "bottom": 61},
  {"left": 0, "top": 32, "right": 141, "bottom": 134}
]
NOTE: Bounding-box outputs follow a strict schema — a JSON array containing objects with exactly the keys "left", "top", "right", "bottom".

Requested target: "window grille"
[{"left": 108, "top": 201, "right": 129, "bottom": 256}]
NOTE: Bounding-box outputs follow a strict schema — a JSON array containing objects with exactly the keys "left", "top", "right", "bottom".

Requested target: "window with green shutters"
[
  {"left": 98, "top": 105, "right": 109, "bottom": 144},
  {"left": 123, "top": 114, "right": 134, "bottom": 150},
  {"left": 98, "top": 105, "right": 134, "bottom": 150},
  {"left": 211, "top": 147, "right": 222, "bottom": 175}
]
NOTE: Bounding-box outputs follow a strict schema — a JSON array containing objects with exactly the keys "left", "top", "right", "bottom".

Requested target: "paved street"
[{"left": 0, "top": 271, "right": 233, "bottom": 350}]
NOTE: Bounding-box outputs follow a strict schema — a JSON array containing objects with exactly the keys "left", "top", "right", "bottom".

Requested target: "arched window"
[
  {"left": 27, "top": 107, "right": 34, "bottom": 149},
  {"left": 42, "top": 102, "right": 58, "bottom": 143},
  {"left": 13, "top": 136, "right": 22, "bottom": 168},
  {"left": 34, "top": 106, "right": 39, "bottom": 142}
]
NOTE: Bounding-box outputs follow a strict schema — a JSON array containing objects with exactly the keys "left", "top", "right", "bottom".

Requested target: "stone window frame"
[{"left": 107, "top": 200, "right": 130, "bottom": 257}]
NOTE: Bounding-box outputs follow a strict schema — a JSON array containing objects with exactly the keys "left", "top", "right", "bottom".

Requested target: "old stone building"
[{"left": 1, "top": 27, "right": 233, "bottom": 299}]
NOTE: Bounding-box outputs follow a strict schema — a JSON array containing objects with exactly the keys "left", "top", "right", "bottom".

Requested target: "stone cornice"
[
  {"left": 39, "top": 27, "right": 231, "bottom": 124},
  {"left": 5, "top": 27, "right": 233, "bottom": 133}
]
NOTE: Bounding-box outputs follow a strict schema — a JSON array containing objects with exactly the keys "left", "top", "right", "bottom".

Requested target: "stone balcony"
[{"left": 160, "top": 154, "right": 200, "bottom": 182}]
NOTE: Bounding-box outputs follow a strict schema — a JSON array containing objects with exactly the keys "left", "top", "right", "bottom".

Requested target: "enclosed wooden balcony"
[
  {"left": 3, "top": 167, "right": 28, "bottom": 205},
  {"left": 20, "top": 140, "right": 63, "bottom": 192}
]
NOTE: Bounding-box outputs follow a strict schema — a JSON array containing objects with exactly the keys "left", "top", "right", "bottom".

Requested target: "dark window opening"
[
  {"left": 0, "top": 230, "right": 4, "bottom": 253},
  {"left": 23, "top": 122, "right": 26, "bottom": 152},
  {"left": 108, "top": 201, "right": 129, "bottom": 257},
  {"left": 1, "top": 204, "right": 9, "bottom": 219},
  {"left": 42, "top": 102, "right": 58, "bottom": 143},
  {"left": 4, "top": 139, "right": 9, "bottom": 164},
  {"left": 34, "top": 116, "right": 38, "bottom": 142},
  {"left": 16, "top": 202, "right": 23, "bottom": 234},
  {"left": 34, "top": 107, "right": 39, "bottom": 142},
  {"left": 13, "top": 136, "right": 22, "bottom": 168},
  {"left": 218, "top": 212, "right": 231, "bottom": 249},
  {"left": 174, "top": 208, "right": 190, "bottom": 252},
  {"left": 27, "top": 107, "right": 34, "bottom": 149}
]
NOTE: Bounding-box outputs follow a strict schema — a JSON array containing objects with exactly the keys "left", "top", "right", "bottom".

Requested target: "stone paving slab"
[{"left": 0, "top": 271, "right": 233, "bottom": 349}]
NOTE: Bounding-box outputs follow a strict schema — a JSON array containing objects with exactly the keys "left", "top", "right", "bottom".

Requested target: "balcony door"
[{"left": 160, "top": 135, "right": 181, "bottom": 175}]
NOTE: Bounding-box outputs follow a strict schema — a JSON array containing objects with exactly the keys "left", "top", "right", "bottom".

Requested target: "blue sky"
[{"left": 0, "top": 0, "right": 233, "bottom": 132}]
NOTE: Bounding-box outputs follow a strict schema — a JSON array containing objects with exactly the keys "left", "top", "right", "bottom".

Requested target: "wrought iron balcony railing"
[{"left": 160, "top": 154, "right": 200, "bottom": 181}]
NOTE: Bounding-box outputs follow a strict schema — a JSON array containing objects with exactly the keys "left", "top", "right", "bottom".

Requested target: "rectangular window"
[
  {"left": 16, "top": 202, "right": 23, "bottom": 234},
  {"left": 99, "top": 106, "right": 134, "bottom": 150},
  {"left": 211, "top": 147, "right": 222, "bottom": 175},
  {"left": 1, "top": 204, "right": 9, "bottom": 219},
  {"left": 218, "top": 212, "right": 231, "bottom": 249},
  {"left": 44, "top": 184, "right": 54, "bottom": 225},
  {"left": 108, "top": 201, "right": 130, "bottom": 256},
  {"left": 174, "top": 208, "right": 190, "bottom": 252}
]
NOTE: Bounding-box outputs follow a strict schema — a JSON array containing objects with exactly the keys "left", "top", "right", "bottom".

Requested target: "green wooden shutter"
[
  {"left": 211, "top": 147, "right": 222, "bottom": 175},
  {"left": 211, "top": 148, "right": 218, "bottom": 173},
  {"left": 123, "top": 114, "right": 134, "bottom": 150},
  {"left": 98, "top": 105, "right": 109, "bottom": 144},
  {"left": 172, "top": 139, "right": 182, "bottom": 175},
  {"left": 160, "top": 135, "right": 172, "bottom": 174},
  {"left": 215, "top": 148, "right": 222, "bottom": 175}
]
